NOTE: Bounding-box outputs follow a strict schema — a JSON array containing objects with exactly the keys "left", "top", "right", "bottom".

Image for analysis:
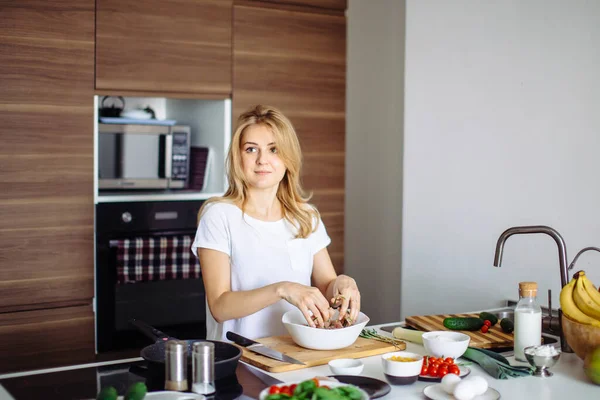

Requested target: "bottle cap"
[{"left": 519, "top": 281, "right": 538, "bottom": 297}]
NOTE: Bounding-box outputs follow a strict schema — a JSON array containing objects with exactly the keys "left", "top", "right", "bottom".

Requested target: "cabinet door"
[
  {"left": 0, "top": 306, "right": 95, "bottom": 373},
  {"left": 233, "top": 5, "right": 346, "bottom": 272},
  {"left": 0, "top": 1, "right": 95, "bottom": 310},
  {"left": 242, "top": 0, "right": 346, "bottom": 12},
  {"left": 96, "top": 0, "right": 232, "bottom": 95}
]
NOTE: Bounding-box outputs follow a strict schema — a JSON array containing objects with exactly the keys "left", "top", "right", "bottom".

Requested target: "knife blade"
[{"left": 226, "top": 331, "right": 305, "bottom": 365}]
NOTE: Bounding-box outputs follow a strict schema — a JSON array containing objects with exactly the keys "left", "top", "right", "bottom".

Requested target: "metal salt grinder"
[
  {"left": 165, "top": 340, "right": 188, "bottom": 391},
  {"left": 192, "top": 341, "right": 216, "bottom": 395}
]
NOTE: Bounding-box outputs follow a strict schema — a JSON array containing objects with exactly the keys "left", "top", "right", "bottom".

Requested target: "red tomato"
[
  {"left": 438, "top": 365, "right": 449, "bottom": 377},
  {"left": 484, "top": 320, "right": 492, "bottom": 327},
  {"left": 449, "top": 364, "right": 460, "bottom": 375},
  {"left": 268, "top": 386, "right": 281, "bottom": 394},
  {"left": 280, "top": 386, "right": 292, "bottom": 396},
  {"left": 481, "top": 325, "right": 489, "bottom": 333},
  {"left": 444, "top": 357, "right": 454, "bottom": 365},
  {"left": 290, "top": 384, "right": 297, "bottom": 393},
  {"left": 420, "top": 364, "right": 429, "bottom": 375},
  {"left": 428, "top": 357, "right": 438, "bottom": 364},
  {"left": 427, "top": 365, "right": 438, "bottom": 377}
]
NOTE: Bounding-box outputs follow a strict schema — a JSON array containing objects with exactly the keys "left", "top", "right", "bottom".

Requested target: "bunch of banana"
[{"left": 560, "top": 270, "right": 600, "bottom": 327}]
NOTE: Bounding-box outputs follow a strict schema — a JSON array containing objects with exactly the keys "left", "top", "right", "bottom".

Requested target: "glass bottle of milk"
[{"left": 514, "top": 281, "right": 542, "bottom": 362}]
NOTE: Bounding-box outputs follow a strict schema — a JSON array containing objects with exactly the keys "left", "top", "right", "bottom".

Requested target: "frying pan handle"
[{"left": 130, "top": 318, "right": 172, "bottom": 342}]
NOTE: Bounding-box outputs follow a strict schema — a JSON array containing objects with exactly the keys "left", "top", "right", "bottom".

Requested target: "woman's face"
[{"left": 239, "top": 124, "right": 287, "bottom": 191}]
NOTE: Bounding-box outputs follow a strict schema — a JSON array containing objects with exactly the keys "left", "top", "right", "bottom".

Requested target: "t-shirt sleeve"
[
  {"left": 191, "top": 204, "right": 231, "bottom": 258},
  {"left": 310, "top": 215, "right": 331, "bottom": 255}
]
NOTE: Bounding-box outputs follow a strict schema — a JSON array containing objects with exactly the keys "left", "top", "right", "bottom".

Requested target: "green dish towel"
[{"left": 462, "top": 347, "right": 534, "bottom": 379}]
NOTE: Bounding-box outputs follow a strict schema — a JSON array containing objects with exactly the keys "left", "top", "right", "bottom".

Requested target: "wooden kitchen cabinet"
[
  {"left": 233, "top": 5, "right": 346, "bottom": 272},
  {"left": 96, "top": 0, "right": 233, "bottom": 96},
  {"left": 0, "top": 0, "right": 95, "bottom": 371}
]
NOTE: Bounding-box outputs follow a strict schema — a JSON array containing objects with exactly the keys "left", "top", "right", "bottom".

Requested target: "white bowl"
[
  {"left": 328, "top": 358, "right": 364, "bottom": 375},
  {"left": 381, "top": 351, "right": 424, "bottom": 385},
  {"left": 282, "top": 308, "right": 370, "bottom": 350},
  {"left": 258, "top": 379, "right": 369, "bottom": 400},
  {"left": 422, "top": 331, "right": 470, "bottom": 359}
]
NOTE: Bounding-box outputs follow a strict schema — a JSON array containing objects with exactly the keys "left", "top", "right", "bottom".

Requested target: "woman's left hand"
[{"left": 331, "top": 275, "right": 361, "bottom": 323}]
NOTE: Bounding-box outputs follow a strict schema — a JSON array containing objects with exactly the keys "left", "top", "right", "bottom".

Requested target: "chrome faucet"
[{"left": 493, "top": 225, "right": 572, "bottom": 352}]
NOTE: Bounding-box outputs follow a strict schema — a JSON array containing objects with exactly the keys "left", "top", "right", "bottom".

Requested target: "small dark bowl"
[{"left": 383, "top": 374, "right": 419, "bottom": 385}]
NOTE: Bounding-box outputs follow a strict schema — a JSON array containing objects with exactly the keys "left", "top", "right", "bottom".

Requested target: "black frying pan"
[{"left": 130, "top": 319, "right": 242, "bottom": 381}]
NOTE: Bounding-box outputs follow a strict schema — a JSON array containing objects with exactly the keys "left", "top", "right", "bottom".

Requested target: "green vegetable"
[
  {"left": 390, "top": 326, "right": 424, "bottom": 344},
  {"left": 124, "top": 382, "right": 147, "bottom": 400},
  {"left": 266, "top": 379, "right": 363, "bottom": 400},
  {"left": 500, "top": 318, "right": 514, "bottom": 333},
  {"left": 96, "top": 386, "right": 118, "bottom": 400},
  {"left": 479, "top": 312, "right": 499, "bottom": 326},
  {"left": 443, "top": 317, "right": 485, "bottom": 331},
  {"left": 360, "top": 328, "right": 405, "bottom": 347}
]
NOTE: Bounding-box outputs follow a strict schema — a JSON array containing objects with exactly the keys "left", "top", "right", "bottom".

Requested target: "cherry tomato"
[
  {"left": 481, "top": 325, "right": 489, "bottom": 333},
  {"left": 268, "top": 386, "right": 281, "bottom": 394},
  {"left": 484, "top": 320, "right": 492, "bottom": 327},
  {"left": 438, "top": 366, "right": 449, "bottom": 378},
  {"left": 444, "top": 357, "right": 454, "bottom": 365},
  {"left": 280, "top": 386, "right": 292, "bottom": 396},
  {"left": 289, "top": 384, "right": 297, "bottom": 393},
  {"left": 428, "top": 357, "right": 438, "bottom": 364},
  {"left": 449, "top": 364, "right": 460, "bottom": 375},
  {"left": 427, "top": 365, "right": 438, "bottom": 377},
  {"left": 420, "top": 364, "right": 429, "bottom": 375}
]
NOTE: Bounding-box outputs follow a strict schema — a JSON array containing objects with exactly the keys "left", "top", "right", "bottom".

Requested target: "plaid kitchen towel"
[{"left": 116, "top": 235, "right": 201, "bottom": 284}]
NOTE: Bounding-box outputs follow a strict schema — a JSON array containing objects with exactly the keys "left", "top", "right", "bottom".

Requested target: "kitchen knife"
[{"left": 226, "top": 331, "right": 305, "bottom": 365}]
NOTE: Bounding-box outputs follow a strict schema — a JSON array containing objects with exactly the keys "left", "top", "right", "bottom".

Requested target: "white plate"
[
  {"left": 423, "top": 383, "right": 501, "bottom": 400},
  {"left": 419, "top": 366, "right": 471, "bottom": 382},
  {"left": 259, "top": 379, "right": 369, "bottom": 400}
]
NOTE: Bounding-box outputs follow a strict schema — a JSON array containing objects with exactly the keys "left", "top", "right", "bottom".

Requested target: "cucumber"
[
  {"left": 392, "top": 326, "right": 425, "bottom": 344},
  {"left": 500, "top": 318, "right": 514, "bottom": 334},
  {"left": 478, "top": 312, "right": 499, "bottom": 326},
  {"left": 124, "top": 382, "right": 147, "bottom": 400},
  {"left": 443, "top": 317, "right": 485, "bottom": 331}
]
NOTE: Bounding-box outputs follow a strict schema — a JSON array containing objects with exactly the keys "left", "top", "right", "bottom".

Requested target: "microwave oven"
[{"left": 98, "top": 123, "right": 191, "bottom": 190}]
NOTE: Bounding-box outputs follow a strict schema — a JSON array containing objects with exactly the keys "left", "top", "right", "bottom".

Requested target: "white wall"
[
  {"left": 401, "top": 0, "right": 600, "bottom": 318},
  {"left": 346, "top": 0, "right": 405, "bottom": 324}
]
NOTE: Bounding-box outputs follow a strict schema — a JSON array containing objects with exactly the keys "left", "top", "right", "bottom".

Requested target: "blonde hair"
[{"left": 198, "top": 105, "right": 319, "bottom": 238}]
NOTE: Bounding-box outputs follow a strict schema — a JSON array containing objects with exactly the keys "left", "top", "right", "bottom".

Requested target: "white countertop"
[{"left": 246, "top": 322, "right": 599, "bottom": 399}]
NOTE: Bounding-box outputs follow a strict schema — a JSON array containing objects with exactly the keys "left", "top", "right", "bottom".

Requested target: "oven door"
[
  {"left": 95, "top": 201, "right": 206, "bottom": 353},
  {"left": 98, "top": 124, "right": 172, "bottom": 189}
]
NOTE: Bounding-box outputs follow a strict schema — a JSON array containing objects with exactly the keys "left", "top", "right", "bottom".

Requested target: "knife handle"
[{"left": 226, "top": 331, "right": 258, "bottom": 347}]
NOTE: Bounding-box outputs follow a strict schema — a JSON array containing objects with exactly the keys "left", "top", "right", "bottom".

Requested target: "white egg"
[
  {"left": 440, "top": 373, "right": 461, "bottom": 394},
  {"left": 466, "top": 375, "right": 489, "bottom": 395},
  {"left": 453, "top": 379, "right": 477, "bottom": 400}
]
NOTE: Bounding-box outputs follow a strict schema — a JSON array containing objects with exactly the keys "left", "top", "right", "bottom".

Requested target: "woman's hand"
[
  {"left": 278, "top": 282, "right": 331, "bottom": 328},
  {"left": 331, "top": 275, "right": 361, "bottom": 323}
]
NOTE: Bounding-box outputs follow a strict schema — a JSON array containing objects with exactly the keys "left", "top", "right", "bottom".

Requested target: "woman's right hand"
[{"left": 278, "top": 282, "right": 331, "bottom": 328}]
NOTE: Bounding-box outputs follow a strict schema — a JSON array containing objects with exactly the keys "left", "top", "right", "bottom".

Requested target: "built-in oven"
[
  {"left": 98, "top": 123, "right": 191, "bottom": 190},
  {"left": 95, "top": 200, "right": 206, "bottom": 353}
]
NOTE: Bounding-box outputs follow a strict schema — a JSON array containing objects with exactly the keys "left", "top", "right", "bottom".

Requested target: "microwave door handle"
[{"left": 164, "top": 133, "right": 173, "bottom": 178}]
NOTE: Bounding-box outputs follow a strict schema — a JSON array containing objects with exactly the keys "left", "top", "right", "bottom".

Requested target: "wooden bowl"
[{"left": 562, "top": 315, "right": 600, "bottom": 360}]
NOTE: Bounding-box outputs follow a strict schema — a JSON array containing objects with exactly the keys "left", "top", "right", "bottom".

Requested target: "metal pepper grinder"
[{"left": 165, "top": 340, "right": 188, "bottom": 391}]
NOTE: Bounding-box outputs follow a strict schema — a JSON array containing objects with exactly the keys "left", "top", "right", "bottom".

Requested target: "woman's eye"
[
  {"left": 270, "top": 147, "right": 278, "bottom": 154},
  {"left": 245, "top": 147, "right": 257, "bottom": 153}
]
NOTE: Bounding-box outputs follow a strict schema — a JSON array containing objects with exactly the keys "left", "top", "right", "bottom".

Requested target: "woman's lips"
[{"left": 255, "top": 171, "right": 271, "bottom": 175}]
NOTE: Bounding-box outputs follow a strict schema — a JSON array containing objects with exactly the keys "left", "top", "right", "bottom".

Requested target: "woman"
[{"left": 191, "top": 105, "right": 360, "bottom": 341}]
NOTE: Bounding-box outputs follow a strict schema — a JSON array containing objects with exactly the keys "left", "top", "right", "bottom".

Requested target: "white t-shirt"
[{"left": 191, "top": 202, "right": 331, "bottom": 341}]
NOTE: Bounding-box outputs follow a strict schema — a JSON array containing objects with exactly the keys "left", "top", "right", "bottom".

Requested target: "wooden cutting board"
[
  {"left": 405, "top": 313, "right": 513, "bottom": 349},
  {"left": 238, "top": 335, "right": 405, "bottom": 373}
]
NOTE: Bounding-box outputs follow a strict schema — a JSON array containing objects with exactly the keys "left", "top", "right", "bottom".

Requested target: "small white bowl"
[
  {"left": 381, "top": 351, "right": 424, "bottom": 385},
  {"left": 422, "top": 331, "right": 470, "bottom": 359},
  {"left": 282, "top": 308, "right": 370, "bottom": 350},
  {"left": 328, "top": 358, "right": 364, "bottom": 375}
]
